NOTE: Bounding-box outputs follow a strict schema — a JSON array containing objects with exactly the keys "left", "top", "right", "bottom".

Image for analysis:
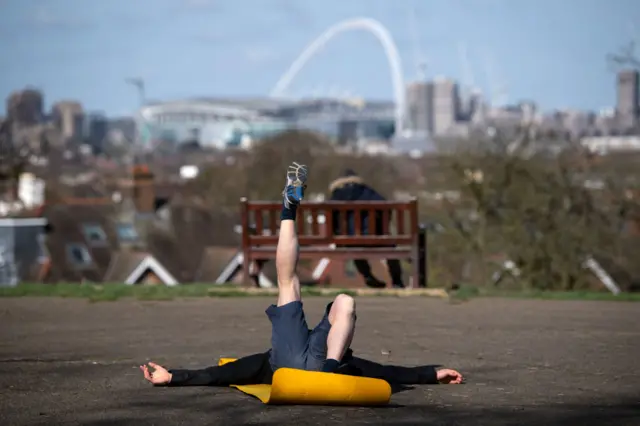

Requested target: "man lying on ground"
[
  {"left": 140, "top": 350, "right": 463, "bottom": 387},
  {"left": 140, "top": 162, "right": 463, "bottom": 387}
]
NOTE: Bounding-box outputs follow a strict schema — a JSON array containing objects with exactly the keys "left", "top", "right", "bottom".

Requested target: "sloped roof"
[
  {"left": 125, "top": 254, "right": 178, "bottom": 286},
  {"left": 42, "top": 203, "right": 119, "bottom": 282},
  {"left": 195, "top": 246, "right": 239, "bottom": 283},
  {"left": 103, "top": 251, "right": 148, "bottom": 282}
]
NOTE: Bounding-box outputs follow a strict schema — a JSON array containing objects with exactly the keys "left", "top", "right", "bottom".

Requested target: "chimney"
[{"left": 132, "top": 164, "right": 155, "bottom": 214}]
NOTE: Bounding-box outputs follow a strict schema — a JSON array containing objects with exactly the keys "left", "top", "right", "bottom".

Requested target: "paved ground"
[{"left": 0, "top": 297, "right": 638, "bottom": 425}]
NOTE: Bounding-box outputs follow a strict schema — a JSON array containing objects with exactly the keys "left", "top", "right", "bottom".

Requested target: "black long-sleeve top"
[{"left": 167, "top": 350, "right": 438, "bottom": 387}]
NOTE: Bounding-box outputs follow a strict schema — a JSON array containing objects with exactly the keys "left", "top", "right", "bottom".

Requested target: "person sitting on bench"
[{"left": 329, "top": 169, "right": 405, "bottom": 288}]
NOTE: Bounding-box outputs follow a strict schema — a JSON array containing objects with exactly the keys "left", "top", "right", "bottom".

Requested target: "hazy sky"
[{"left": 1, "top": 0, "right": 638, "bottom": 116}]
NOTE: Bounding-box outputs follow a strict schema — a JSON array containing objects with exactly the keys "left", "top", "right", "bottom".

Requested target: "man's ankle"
[
  {"left": 281, "top": 202, "right": 298, "bottom": 221},
  {"left": 322, "top": 358, "right": 340, "bottom": 373},
  {"left": 365, "top": 276, "right": 386, "bottom": 288}
]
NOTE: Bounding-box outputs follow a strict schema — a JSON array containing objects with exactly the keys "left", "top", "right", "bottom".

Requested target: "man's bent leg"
[
  {"left": 307, "top": 294, "right": 357, "bottom": 372},
  {"left": 325, "top": 294, "right": 356, "bottom": 366}
]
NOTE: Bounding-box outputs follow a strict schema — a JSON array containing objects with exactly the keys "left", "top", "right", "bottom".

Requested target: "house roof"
[
  {"left": 41, "top": 203, "right": 119, "bottom": 282},
  {"left": 196, "top": 247, "right": 281, "bottom": 288},
  {"left": 195, "top": 246, "right": 240, "bottom": 283},
  {"left": 34, "top": 182, "right": 245, "bottom": 284},
  {"left": 0, "top": 218, "right": 47, "bottom": 226},
  {"left": 41, "top": 201, "right": 189, "bottom": 284},
  {"left": 124, "top": 254, "right": 178, "bottom": 286},
  {"left": 103, "top": 250, "right": 148, "bottom": 282},
  {"left": 152, "top": 201, "right": 241, "bottom": 282}
]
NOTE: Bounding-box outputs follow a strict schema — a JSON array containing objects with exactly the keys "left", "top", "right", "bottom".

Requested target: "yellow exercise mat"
[{"left": 218, "top": 358, "right": 391, "bottom": 406}]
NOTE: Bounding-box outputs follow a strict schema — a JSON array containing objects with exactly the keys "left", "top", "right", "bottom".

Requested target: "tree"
[
  {"left": 0, "top": 119, "right": 30, "bottom": 199},
  {"left": 428, "top": 127, "right": 640, "bottom": 291},
  {"left": 607, "top": 40, "right": 640, "bottom": 70}
]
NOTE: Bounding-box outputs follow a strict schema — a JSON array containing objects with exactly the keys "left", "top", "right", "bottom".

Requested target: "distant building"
[
  {"left": 107, "top": 117, "right": 136, "bottom": 142},
  {"left": 391, "top": 134, "right": 438, "bottom": 156},
  {"left": 17, "top": 173, "right": 45, "bottom": 210},
  {"left": 85, "top": 113, "right": 109, "bottom": 152},
  {"left": 466, "top": 90, "right": 485, "bottom": 123},
  {"left": 594, "top": 109, "right": 617, "bottom": 136},
  {"left": 560, "top": 109, "right": 593, "bottom": 138},
  {"left": 0, "top": 217, "right": 48, "bottom": 287},
  {"left": 137, "top": 98, "right": 396, "bottom": 148},
  {"left": 337, "top": 120, "right": 358, "bottom": 146},
  {"left": 518, "top": 101, "right": 537, "bottom": 125},
  {"left": 357, "top": 119, "right": 395, "bottom": 141},
  {"left": 616, "top": 69, "right": 639, "bottom": 131},
  {"left": 486, "top": 105, "right": 523, "bottom": 128},
  {"left": 158, "top": 128, "right": 178, "bottom": 144},
  {"left": 432, "top": 78, "right": 460, "bottom": 136},
  {"left": 581, "top": 135, "right": 640, "bottom": 154},
  {"left": 405, "top": 81, "right": 434, "bottom": 134},
  {"left": 6, "top": 89, "right": 44, "bottom": 128},
  {"left": 52, "top": 101, "right": 84, "bottom": 143},
  {"left": 138, "top": 99, "right": 293, "bottom": 148}
]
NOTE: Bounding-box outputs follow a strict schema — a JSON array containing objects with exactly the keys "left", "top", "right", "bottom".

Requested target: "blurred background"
[{"left": 0, "top": 0, "right": 639, "bottom": 293}]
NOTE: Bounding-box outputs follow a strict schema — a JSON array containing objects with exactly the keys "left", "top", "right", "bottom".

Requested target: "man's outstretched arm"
[
  {"left": 346, "top": 356, "right": 463, "bottom": 385},
  {"left": 140, "top": 351, "right": 273, "bottom": 387}
]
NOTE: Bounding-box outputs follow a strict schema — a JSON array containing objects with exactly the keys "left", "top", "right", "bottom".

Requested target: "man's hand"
[
  {"left": 140, "top": 362, "right": 172, "bottom": 385},
  {"left": 436, "top": 368, "right": 463, "bottom": 384}
]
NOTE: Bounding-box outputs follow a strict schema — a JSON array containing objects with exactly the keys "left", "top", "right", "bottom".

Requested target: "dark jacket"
[
  {"left": 167, "top": 350, "right": 438, "bottom": 387},
  {"left": 328, "top": 175, "right": 387, "bottom": 236}
]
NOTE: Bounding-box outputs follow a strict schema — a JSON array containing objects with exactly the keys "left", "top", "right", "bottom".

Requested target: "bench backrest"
[{"left": 240, "top": 198, "right": 419, "bottom": 247}]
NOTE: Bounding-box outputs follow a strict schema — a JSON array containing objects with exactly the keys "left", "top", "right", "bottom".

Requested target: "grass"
[
  {"left": 449, "top": 285, "right": 640, "bottom": 302},
  {"left": 0, "top": 283, "right": 360, "bottom": 302},
  {"left": 0, "top": 283, "right": 638, "bottom": 302}
]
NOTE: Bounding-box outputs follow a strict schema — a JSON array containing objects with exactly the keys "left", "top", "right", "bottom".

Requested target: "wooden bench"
[{"left": 240, "top": 198, "right": 427, "bottom": 288}]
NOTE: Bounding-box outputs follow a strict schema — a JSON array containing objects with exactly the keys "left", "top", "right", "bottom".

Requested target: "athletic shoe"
[{"left": 283, "top": 162, "right": 308, "bottom": 209}]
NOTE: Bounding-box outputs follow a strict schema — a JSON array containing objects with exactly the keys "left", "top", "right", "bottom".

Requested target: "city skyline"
[{"left": 1, "top": 0, "right": 639, "bottom": 116}]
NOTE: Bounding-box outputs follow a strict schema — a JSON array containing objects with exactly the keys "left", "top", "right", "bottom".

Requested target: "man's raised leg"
[
  {"left": 276, "top": 220, "right": 301, "bottom": 305},
  {"left": 266, "top": 162, "right": 310, "bottom": 371},
  {"left": 276, "top": 162, "right": 307, "bottom": 306}
]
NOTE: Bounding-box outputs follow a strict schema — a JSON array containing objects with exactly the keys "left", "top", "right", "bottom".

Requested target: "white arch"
[{"left": 270, "top": 17, "right": 406, "bottom": 135}]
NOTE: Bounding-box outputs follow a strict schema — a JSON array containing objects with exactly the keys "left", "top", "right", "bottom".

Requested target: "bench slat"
[
  {"left": 246, "top": 201, "right": 415, "bottom": 210},
  {"left": 250, "top": 246, "right": 412, "bottom": 260},
  {"left": 248, "top": 236, "right": 413, "bottom": 246}
]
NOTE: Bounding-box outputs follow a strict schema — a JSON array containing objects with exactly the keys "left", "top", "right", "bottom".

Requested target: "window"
[
  {"left": 66, "top": 243, "right": 93, "bottom": 267},
  {"left": 0, "top": 240, "right": 7, "bottom": 267},
  {"left": 82, "top": 223, "right": 107, "bottom": 246},
  {"left": 0, "top": 242, "right": 17, "bottom": 286},
  {"left": 116, "top": 223, "right": 138, "bottom": 242}
]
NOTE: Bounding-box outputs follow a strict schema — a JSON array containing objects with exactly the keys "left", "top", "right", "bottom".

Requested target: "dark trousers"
[
  {"left": 335, "top": 212, "right": 403, "bottom": 286},
  {"left": 353, "top": 258, "right": 403, "bottom": 286},
  {"left": 341, "top": 355, "right": 437, "bottom": 385}
]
